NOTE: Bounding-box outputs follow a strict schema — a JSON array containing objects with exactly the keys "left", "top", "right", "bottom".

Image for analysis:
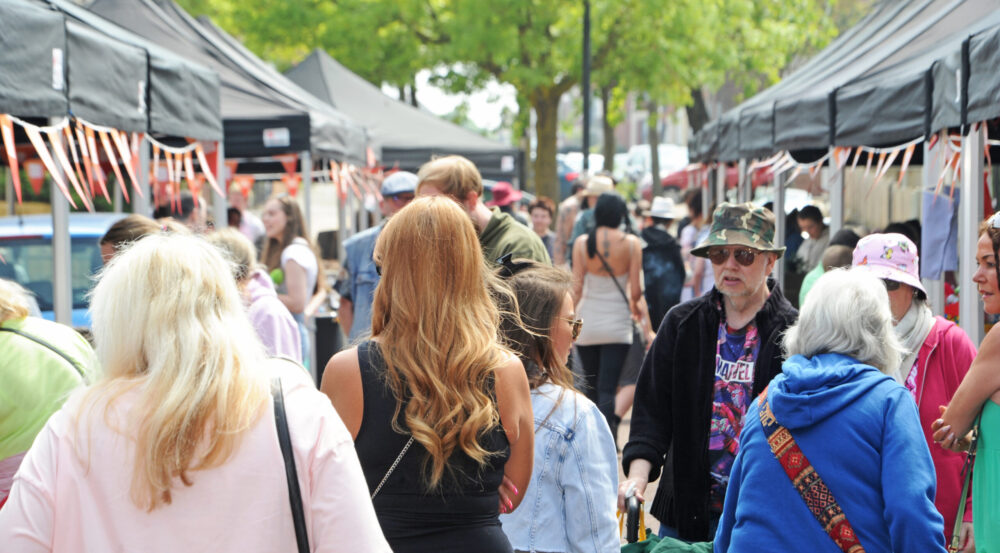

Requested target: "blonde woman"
[
  {"left": 321, "top": 196, "right": 534, "bottom": 553},
  {"left": 0, "top": 234, "right": 389, "bottom": 553}
]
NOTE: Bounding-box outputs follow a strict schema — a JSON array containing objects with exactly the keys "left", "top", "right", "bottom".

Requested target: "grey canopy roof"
[
  {"left": 0, "top": 0, "right": 222, "bottom": 140},
  {"left": 693, "top": 0, "right": 1000, "bottom": 163},
  {"left": 286, "top": 49, "right": 522, "bottom": 181},
  {"left": 87, "top": 0, "right": 369, "bottom": 163}
]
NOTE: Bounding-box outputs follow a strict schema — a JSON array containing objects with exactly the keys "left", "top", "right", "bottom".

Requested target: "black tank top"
[{"left": 354, "top": 340, "right": 513, "bottom": 553}]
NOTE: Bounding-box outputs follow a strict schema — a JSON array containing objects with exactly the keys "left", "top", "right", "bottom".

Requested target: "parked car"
[{"left": 0, "top": 212, "right": 126, "bottom": 329}]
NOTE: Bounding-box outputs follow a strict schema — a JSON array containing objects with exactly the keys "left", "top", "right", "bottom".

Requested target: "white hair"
[{"left": 783, "top": 268, "right": 903, "bottom": 373}]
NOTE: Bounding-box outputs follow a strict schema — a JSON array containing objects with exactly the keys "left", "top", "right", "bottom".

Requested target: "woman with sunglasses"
[
  {"left": 934, "top": 216, "right": 1000, "bottom": 553},
  {"left": 495, "top": 259, "right": 619, "bottom": 553},
  {"left": 320, "top": 196, "right": 533, "bottom": 553},
  {"left": 571, "top": 192, "right": 646, "bottom": 442},
  {"left": 850, "top": 233, "right": 977, "bottom": 550}
]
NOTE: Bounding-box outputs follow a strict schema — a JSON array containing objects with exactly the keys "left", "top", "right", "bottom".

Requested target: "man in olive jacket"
[{"left": 619, "top": 203, "right": 798, "bottom": 542}]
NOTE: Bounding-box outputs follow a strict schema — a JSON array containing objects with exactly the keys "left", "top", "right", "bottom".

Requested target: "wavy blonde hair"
[
  {"left": 371, "top": 196, "right": 509, "bottom": 489},
  {"left": 0, "top": 277, "right": 33, "bottom": 323},
  {"left": 85, "top": 233, "right": 268, "bottom": 511}
]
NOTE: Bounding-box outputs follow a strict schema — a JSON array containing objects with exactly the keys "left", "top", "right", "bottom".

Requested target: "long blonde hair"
[
  {"left": 371, "top": 196, "right": 509, "bottom": 489},
  {"left": 85, "top": 233, "right": 269, "bottom": 511}
]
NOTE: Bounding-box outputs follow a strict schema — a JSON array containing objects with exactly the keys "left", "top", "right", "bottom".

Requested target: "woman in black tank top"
[{"left": 321, "top": 195, "right": 534, "bottom": 553}]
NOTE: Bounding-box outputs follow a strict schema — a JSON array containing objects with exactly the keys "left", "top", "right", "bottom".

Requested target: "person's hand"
[
  {"left": 958, "top": 521, "right": 975, "bottom": 553},
  {"left": 617, "top": 477, "right": 648, "bottom": 512},
  {"left": 498, "top": 474, "right": 518, "bottom": 514},
  {"left": 932, "top": 405, "right": 973, "bottom": 452}
]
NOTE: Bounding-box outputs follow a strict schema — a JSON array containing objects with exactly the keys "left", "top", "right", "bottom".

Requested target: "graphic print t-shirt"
[{"left": 708, "top": 321, "right": 760, "bottom": 512}]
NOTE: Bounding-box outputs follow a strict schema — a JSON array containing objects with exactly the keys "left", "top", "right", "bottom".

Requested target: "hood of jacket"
[
  {"left": 246, "top": 268, "right": 279, "bottom": 303},
  {"left": 768, "top": 353, "right": 891, "bottom": 430}
]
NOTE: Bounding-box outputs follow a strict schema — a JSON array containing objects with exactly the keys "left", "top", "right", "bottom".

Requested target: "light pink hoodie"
[{"left": 246, "top": 269, "right": 302, "bottom": 363}]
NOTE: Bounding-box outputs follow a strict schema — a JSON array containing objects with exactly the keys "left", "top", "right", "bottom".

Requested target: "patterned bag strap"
[
  {"left": 948, "top": 411, "right": 981, "bottom": 553},
  {"left": 758, "top": 386, "right": 866, "bottom": 553}
]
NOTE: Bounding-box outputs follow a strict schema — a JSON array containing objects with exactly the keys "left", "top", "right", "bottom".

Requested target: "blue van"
[{"left": 0, "top": 213, "right": 126, "bottom": 329}]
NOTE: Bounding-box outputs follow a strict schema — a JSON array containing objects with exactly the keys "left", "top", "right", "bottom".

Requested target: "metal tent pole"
[
  {"left": 737, "top": 159, "right": 747, "bottom": 202},
  {"left": 302, "top": 150, "right": 313, "bottom": 235},
  {"left": 774, "top": 172, "right": 786, "bottom": 290},
  {"left": 134, "top": 140, "right": 151, "bottom": 216},
  {"left": 213, "top": 141, "right": 227, "bottom": 230},
  {"left": 827, "top": 147, "right": 844, "bottom": 236},
  {"left": 50, "top": 118, "right": 72, "bottom": 325},
  {"left": 921, "top": 140, "right": 945, "bottom": 317},
  {"left": 959, "top": 126, "right": 984, "bottom": 344},
  {"left": 4, "top": 167, "right": 13, "bottom": 215}
]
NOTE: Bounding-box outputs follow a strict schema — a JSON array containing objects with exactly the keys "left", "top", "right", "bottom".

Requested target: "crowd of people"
[{"left": 0, "top": 154, "right": 998, "bottom": 553}]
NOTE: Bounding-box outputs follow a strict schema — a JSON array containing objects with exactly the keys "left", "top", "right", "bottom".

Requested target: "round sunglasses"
[
  {"left": 706, "top": 247, "right": 760, "bottom": 267},
  {"left": 559, "top": 316, "right": 583, "bottom": 340},
  {"left": 882, "top": 278, "right": 902, "bottom": 291}
]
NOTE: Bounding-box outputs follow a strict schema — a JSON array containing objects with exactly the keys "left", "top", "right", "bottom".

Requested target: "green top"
[
  {"left": 479, "top": 207, "right": 551, "bottom": 265},
  {"left": 798, "top": 263, "right": 825, "bottom": 306},
  {"left": 974, "top": 399, "right": 1000, "bottom": 552},
  {"left": 0, "top": 317, "right": 100, "bottom": 459}
]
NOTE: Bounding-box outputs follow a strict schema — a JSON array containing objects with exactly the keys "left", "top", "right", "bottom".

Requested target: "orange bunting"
[
  {"left": 850, "top": 146, "right": 863, "bottom": 172},
  {"left": 864, "top": 150, "right": 875, "bottom": 177},
  {"left": 282, "top": 173, "right": 302, "bottom": 197},
  {"left": 896, "top": 144, "right": 917, "bottom": 187},
  {"left": 23, "top": 125, "right": 77, "bottom": 208},
  {"left": 183, "top": 152, "right": 199, "bottom": 204},
  {"left": 275, "top": 154, "right": 298, "bottom": 175},
  {"left": 24, "top": 160, "right": 45, "bottom": 195},
  {"left": 0, "top": 114, "right": 23, "bottom": 203},
  {"left": 194, "top": 143, "right": 223, "bottom": 197},
  {"left": 83, "top": 126, "right": 109, "bottom": 202},
  {"left": 165, "top": 151, "right": 176, "bottom": 191},
  {"left": 46, "top": 130, "right": 91, "bottom": 211},
  {"left": 234, "top": 175, "right": 255, "bottom": 199},
  {"left": 63, "top": 126, "right": 89, "bottom": 203},
  {"left": 97, "top": 130, "right": 128, "bottom": 203},
  {"left": 111, "top": 130, "right": 141, "bottom": 197}
]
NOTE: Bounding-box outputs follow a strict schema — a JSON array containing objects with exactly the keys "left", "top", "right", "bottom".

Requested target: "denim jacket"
[
  {"left": 338, "top": 224, "right": 382, "bottom": 343},
  {"left": 500, "top": 383, "right": 619, "bottom": 553}
]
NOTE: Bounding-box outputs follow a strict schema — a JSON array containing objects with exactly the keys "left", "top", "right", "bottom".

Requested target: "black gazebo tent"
[{"left": 286, "top": 49, "right": 523, "bottom": 183}]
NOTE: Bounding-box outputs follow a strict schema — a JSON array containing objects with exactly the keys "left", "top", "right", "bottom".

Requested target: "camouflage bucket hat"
[{"left": 690, "top": 202, "right": 785, "bottom": 258}]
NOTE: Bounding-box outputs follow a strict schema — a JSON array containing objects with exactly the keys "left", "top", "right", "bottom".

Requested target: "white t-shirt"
[{"left": 280, "top": 237, "right": 318, "bottom": 298}]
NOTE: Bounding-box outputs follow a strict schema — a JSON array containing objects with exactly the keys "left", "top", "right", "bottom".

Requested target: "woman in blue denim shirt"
[{"left": 497, "top": 259, "right": 621, "bottom": 553}]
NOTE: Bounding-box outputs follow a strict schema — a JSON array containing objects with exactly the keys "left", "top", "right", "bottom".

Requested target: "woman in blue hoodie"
[{"left": 714, "top": 268, "right": 946, "bottom": 553}]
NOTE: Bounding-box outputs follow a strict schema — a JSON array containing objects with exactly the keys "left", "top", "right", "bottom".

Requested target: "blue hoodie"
[{"left": 714, "top": 353, "right": 946, "bottom": 553}]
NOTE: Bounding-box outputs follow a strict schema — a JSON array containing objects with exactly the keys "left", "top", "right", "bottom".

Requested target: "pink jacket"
[
  {"left": 0, "top": 366, "right": 391, "bottom": 553},
  {"left": 914, "top": 316, "right": 977, "bottom": 539}
]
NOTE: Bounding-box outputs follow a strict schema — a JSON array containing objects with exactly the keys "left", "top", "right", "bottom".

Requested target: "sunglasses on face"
[
  {"left": 375, "top": 263, "right": 382, "bottom": 276},
  {"left": 559, "top": 316, "right": 583, "bottom": 340},
  {"left": 387, "top": 193, "right": 415, "bottom": 203},
  {"left": 707, "top": 247, "right": 759, "bottom": 267},
  {"left": 882, "top": 278, "right": 901, "bottom": 292}
]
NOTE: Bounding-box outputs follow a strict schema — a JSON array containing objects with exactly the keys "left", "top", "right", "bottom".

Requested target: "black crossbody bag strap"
[{"left": 272, "top": 377, "right": 309, "bottom": 553}]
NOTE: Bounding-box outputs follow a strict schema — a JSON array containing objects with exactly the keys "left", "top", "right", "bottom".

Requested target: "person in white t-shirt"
[{"left": 261, "top": 195, "right": 323, "bottom": 368}]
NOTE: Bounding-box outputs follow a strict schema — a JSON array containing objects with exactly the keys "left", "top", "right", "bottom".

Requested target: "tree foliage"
[{"left": 177, "top": 0, "right": 843, "bottom": 201}]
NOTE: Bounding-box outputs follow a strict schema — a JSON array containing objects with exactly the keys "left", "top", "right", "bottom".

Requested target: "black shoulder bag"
[{"left": 272, "top": 377, "right": 310, "bottom": 553}]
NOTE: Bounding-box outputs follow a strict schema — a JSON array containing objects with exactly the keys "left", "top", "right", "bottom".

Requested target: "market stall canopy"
[
  {"left": 286, "top": 49, "right": 522, "bottom": 182},
  {"left": 0, "top": 0, "right": 222, "bottom": 140},
  {"left": 692, "top": 0, "right": 1000, "bottom": 163},
  {"left": 87, "top": 0, "right": 368, "bottom": 163}
]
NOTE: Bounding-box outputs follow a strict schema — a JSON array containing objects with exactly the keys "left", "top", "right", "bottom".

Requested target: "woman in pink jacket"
[
  {"left": 0, "top": 233, "right": 389, "bottom": 553},
  {"left": 853, "top": 233, "right": 977, "bottom": 551}
]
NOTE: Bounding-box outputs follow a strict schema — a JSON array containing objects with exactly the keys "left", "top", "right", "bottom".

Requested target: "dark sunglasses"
[
  {"left": 375, "top": 263, "right": 382, "bottom": 276},
  {"left": 386, "top": 193, "right": 415, "bottom": 202},
  {"left": 882, "top": 278, "right": 901, "bottom": 292},
  {"left": 559, "top": 317, "right": 583, "bottom": 340},
  {"left": 707, "top": 247, "right": 759, "bottom": 267}
]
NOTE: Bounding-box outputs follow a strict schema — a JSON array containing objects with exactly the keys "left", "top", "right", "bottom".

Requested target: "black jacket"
[
  {"left": 621, "top": 281, "right": 798, "bottom": 541},
  {"left": 640, "top": 225, "right": 685, "bottom": 330}
]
